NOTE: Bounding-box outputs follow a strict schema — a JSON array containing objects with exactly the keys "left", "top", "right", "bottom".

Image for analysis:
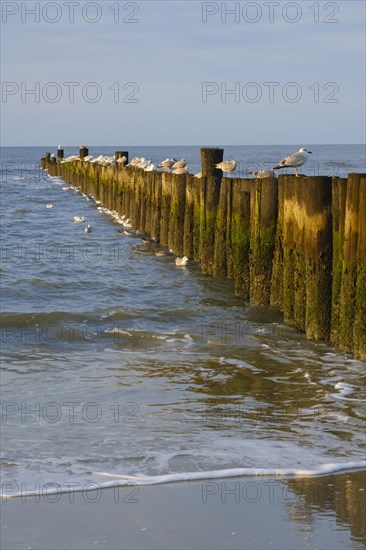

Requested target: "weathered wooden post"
[
  {"left": 337, "top": 173, "right": 366, "bottom": 352},
  {"left": 330, "top": 177, "right": 347, "bottom": 343},
  {"left": 160, "top": 172, "right": 173, "bottom": 247},
  {"left": 169, "top": 173, "right": 186, "bottom": 256},
  {"left": 151, "top": 172, "right": 162, "bottom": 241},
  {"left": 79, "top": 145, "right": 89, "bottom": 159},
  {"left": 270, "top": 176, "right": 285, "bottom": 308},
  {"left": 250, "top": 176, "right": 278, "bottom": 305},
  {"left": 213, "top": 177, "right": 231, "bottom": 276},
  {"left": 183, "top": 175, "right": 195, "bottom": 258},
  {"left": 115, "top": 151, "right": 129, "bottom": 164},
  {"left": 57, "top": 149, "right": 64, "bottom": 161},
  {"left": 200, "top": 147, "right": 223, "bottom": 274},
  {"left": 229, "top": 179, "right": 251, "bottom": 298},
  {"left": 281, "top": 175, "right": 332, "bottom": 338},
  {"left": 303, "top": 176, "right": 332, "bottom": 340},
  {"left": 353, "top": 177, "right": 366, "bottom": 360},
  {"left": 45, "top": 152, "right": 51, "bottom": 162}
]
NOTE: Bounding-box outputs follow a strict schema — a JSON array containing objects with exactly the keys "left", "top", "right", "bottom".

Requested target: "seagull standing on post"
[{"left": 273, "top": 148, "right": 312, "bottom": 176}]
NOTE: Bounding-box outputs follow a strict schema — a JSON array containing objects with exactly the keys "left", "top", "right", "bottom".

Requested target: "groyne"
[{"left": 41, "top": 148, "right": 366, "bottom": 360}]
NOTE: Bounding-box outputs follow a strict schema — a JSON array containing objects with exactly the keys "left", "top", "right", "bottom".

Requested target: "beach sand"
[{"left": 1, "top": 471, "right": 365, "bottom": 549}]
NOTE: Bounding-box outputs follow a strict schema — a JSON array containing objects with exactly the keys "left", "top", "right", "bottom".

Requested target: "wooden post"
[
  {"left": 230, "top": 179, "right": 251, "bottom": 298},
  {"left": 183, "top": 175, "right": 195, "bottom": 258},
  {"left": 79, "top": 146, "right": 89, "bottom": 159},
  {"left": 201, "top": 147, "right": 224, "bottom": 177},
  {"left": 45, "top": 152, "right": 51, "bottom": 162},
  {"left": 57, "top": 149, "right": 64, "bottom": 161},
  {"left": 250, "top": 176, "right": 278, "bottom": 305},
  {"left": 169, "top": 174, "right": 186, "bottom": 256},
  {"left": 338, "top": 173, "right": 366, "bottom": 352},
  {"left": 330, "top": 177, "right": 347, "bottom": 344},
  {"left": 353, "top": 177, "right": 366, "bottom": 360},
  {"left": 270, "top": 175, "right": 285, "bottom": 308},
  {"left": 200, "top": 148, "right": 223, "bottom": 274},
  {"left": 160, "top": 172, "right": 172, "bottom": 248},
  {"left": 213, "top": 177, "right": 231, "bottom": 277},
  {"left": 303, "top": 177, "right": 333, "bottom": 340},
  {"left": 115, "top": 151, "right": 129, "bottom": 164}
]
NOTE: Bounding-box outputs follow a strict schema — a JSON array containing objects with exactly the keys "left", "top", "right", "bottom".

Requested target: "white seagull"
[
  {"left": 273, "top": 147, "right": 312, "bottom": 176},
  {"left": 215, "top": 160, "right": 237, "bottom": 174},
  {"left": 73, "top": 216, "right": 86, "bottom": 223},
  {"left": 172, "top": 159, "right": 186, "bottom": 169},
  {"left": 172, "top": 167, "right": 189, "bottom": 175},
  {"left": 251, "top": 170, "right": 277, "bottom": 179},
  {"left": 158, "top": 158, "right": 177, "bottom": 169},
  {"left": 57, "top": 145, "right": 62, "bottom": 150},
  {"left": 175, "top": 256, "right": 189, "bottom": 266}
]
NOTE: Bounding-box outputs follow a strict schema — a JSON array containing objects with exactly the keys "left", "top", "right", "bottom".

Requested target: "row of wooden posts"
[{"left": 41, "top": 147, "right": 366, "bottom": 360}]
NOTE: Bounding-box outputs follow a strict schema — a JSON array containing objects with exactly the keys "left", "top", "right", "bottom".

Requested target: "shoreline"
[{"left": 2, "top": 471, "right": 365, "bottom": 550}]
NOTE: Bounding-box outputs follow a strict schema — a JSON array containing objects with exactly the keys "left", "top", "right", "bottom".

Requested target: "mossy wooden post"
[
  {"left": 282, "top": 176, "right": 297, "bottom": 325},
  {"left": 353, "top": 177, "right": 366, "bottom": 360},
  {"left": 183, "top": 175, "right": 195, "bottom": 258},
  {"left": 270, "top": 175, "right": 285, "bottom": 308},
  {"left": 169, "top": 174, "right": 186, "bottom": 256},
  {"left": 144, "top": 171, "right": 154, "bottom": 236},
  {"left": 57, "top": 149, "right": 64, "bottom": 161},
  {"left": 137, "top": 169, "right": 146, "bottom": 233},
  {"left": 230, "top": 179, "right": 251, "bottom": 298},
  {"left": 115, "top": 151, "right": 129, "bottom": 164},
  {"left": 250, "top": 176, "right": 278, "bottom": 305},
  {"left": 79, "top": 146, "right": 89, "bottom": 159},
  {"left": 304, "top": 176, "right": 332, "bottom": 340},
  {"left": 213, "top": 177, "right": 231, "bottom": 276},
  {"left": 338, "top": 173, "right": 365, "bottom": 352},
  {"left": 193, "top": 178, "right": 201, "bottom": 261},
  {"left": 151, "top": 172, "right": 162, "bottom": 241},
  {"left": 200, "top": 147, "right": 223, "bottom": 275},
  {"left": 330, "top": 177, "right": 347, "bottom": 343},
  {"left": 160, "top": 172, "right": 172, "bottom": 248}
]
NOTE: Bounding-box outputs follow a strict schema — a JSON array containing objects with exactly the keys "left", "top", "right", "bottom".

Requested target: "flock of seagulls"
[
  {"left": 43, "top": 176, "right": 190, "bottom": 268},
  {"left": 43, "top": 146, "right": 314, "bottom": 275},
  {"left": 58, "top": 147, "right": 312, "bottom": 177}
]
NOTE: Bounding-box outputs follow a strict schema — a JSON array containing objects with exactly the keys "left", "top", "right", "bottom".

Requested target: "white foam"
[{"left": 2, "top": 462, "right": 365, "bottom": 498}]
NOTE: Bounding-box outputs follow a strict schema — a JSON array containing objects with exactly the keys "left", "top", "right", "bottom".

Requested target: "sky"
[{"left": 1, "top": 0, "right": 365, "bottom": 145}]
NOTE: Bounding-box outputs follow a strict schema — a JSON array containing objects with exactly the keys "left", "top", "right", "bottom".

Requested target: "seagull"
[
  {"left": 172, "top": 159, "right": 186, "bottom": 169},
  {"left": 251, "top": 170, "right": 277, "bottom": 178},
  {"left": 215, "top": 160, "right": 237, "bottom": 174},
  {"left": 172, "top": 167, "right": 189, "bottom": 175},
  {"left": 129, "top": 157, "right": 141, "bottom": 166},
  {"left": 175, "top": 256, "right": 189, "bottom": 266},
  {"left": 58, "top": 145, "right": 62, "bottom": 150},
  {"left": 73, "top": 216, "right": 86, "bottom": 223},
  {"left": 144, "top": 163, "right": 156, "bottom": 172},
  {"left": 116, "top": 156, "right": 127, "bottom": 165},
  {"left": 46, "top": 204, "right": 54, "bottom": 208},
  {"left": 273, "top": 147, "right": 312, "bottom": 176},
  {"left": 84, "top": 225, "right": 92, "bottom": 233},
  {"left": 158, "top": 158, "right": 177, "bottom": 169}
]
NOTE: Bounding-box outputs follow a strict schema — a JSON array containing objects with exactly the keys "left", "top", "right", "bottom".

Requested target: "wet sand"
[{"left": 1, "top": 471, "right": 365, "bottom": 549}]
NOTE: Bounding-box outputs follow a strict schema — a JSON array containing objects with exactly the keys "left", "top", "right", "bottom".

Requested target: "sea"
[{"left": 1, "top": 145, "right": 365, "bottom": 499}]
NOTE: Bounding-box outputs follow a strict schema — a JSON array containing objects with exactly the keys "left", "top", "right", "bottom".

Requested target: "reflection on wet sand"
[{"left": 285, "top": 471, "right": 366, "bottom": 546}]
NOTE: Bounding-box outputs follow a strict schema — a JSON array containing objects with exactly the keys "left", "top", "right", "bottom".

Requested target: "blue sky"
[{"left": 1, "top": 0, "right": 365, "bottom": 145}]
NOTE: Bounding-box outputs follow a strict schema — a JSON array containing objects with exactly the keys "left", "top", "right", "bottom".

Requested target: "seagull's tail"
[{"left": 273, "top": 165, "right": 284, "bottom": 170}]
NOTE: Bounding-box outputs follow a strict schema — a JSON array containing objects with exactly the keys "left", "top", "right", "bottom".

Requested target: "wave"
[{"left": 2, "top": 461, "right": 365, "bottom": 498}]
